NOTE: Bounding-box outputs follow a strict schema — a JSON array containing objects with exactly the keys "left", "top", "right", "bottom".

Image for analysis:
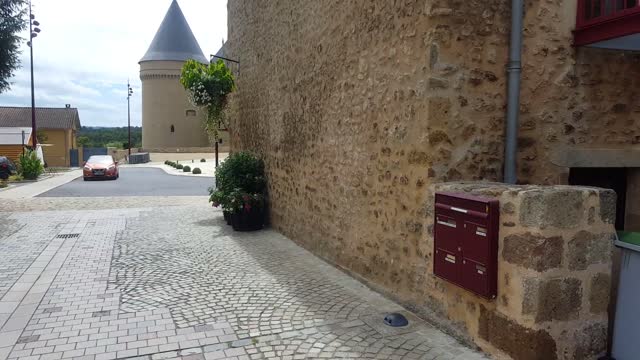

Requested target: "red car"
[{"left": 83, "top": 155, "right": 119, "bottom": 181}]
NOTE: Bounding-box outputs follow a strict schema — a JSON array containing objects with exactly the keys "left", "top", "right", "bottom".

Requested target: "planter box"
[
  {"left": 231, "top": 208, "right": 264, "bottom": 232},
  {"left": 223, "top": 211, "right": 232, "bottom": 225}
]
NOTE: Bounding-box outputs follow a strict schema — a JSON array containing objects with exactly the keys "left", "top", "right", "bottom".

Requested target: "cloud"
[{"left": 0, "top": 0, "right": 228, "bottom": 127}]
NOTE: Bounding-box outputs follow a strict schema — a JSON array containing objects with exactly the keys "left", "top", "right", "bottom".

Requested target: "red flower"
[
  {"left": 244, "top": 203, "right": 252, "bottom": 212},
  {"left": 242, "top": 194, "right": 250, "bottom": 202}
]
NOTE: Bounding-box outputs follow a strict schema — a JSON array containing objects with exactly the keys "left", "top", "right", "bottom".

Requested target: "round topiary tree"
[
  {"left": 192, "top": 168, "right": 202, "bottom": 174},
  {"left": 183, "top": 166, "right": 191, "bottom": 172},
  {"left": 177, "top": 164, "right": 184, "bottom": 170},
  {"left": 200, "top": 158, "right": 206, "bottom": 163}
]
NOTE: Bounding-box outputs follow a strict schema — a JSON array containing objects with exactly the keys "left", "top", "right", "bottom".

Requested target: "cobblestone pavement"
[{"left": 0, "top": 200, "right": 488, "bottom": 360}]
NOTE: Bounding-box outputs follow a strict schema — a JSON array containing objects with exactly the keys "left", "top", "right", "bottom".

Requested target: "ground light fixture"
[{"left": 384, "top": 313, "right": 409, "bottom": 327}]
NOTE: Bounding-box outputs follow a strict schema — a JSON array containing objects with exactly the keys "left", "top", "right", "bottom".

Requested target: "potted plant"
[
  {"left": 229, "top": 190, "right": 265, "bottom": 231},
  {"left": 208, "top": 152, "right": 266, "bottom": 231},
  {"left": 209, "top": 188, "right": 233, "bottom": 225}
]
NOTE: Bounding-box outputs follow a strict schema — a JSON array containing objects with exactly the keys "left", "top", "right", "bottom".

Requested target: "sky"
[{"left": 0, "top": 0, "right": 228, "bottom": 127}]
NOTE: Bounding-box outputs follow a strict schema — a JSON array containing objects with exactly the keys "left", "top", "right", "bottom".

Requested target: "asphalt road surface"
[{"left": 38, "top": 168, "right": 214, "bottom": 197}]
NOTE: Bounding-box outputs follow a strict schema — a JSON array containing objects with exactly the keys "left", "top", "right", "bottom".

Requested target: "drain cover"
[
  {"left": 56, "top": 233, "right": 80, "bottom": 239},
  {"left": 384, "top": 313, "right": 409, "bottom": 327}
]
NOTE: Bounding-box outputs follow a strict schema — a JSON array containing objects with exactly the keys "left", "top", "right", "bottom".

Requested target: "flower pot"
[
  {"left": 231, "top": 207, "right": 264, "bottom": 232},
  {"left": 223, "top": 211, "right": 232, "bottom": 225}
]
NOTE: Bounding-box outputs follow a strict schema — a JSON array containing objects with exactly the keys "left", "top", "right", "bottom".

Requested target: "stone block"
[
  {"left": 523, "top": 278, "right": 582, "bottom": 323},
  {"left": 572, "top": 323, "right": 607, "bottom": 359},
  {"left": 567, "top": 231, "right": 612, "bottom": 271},
  {"left": 589, "top": 273, "right": 611, "bottom": 314},
  {"left": 502, "top": 233, "right": 563, "bottom": 272},
  {"left": 599, "top": 189, "right": 617, "bottom": 225},
  {"left": 520, "top": 189, "right": 584, "bottom": 229},
  {"left": 478, "top": 305, "right": 557, "bottom": 360}
]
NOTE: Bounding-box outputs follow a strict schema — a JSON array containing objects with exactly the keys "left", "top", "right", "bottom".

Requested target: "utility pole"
[
  {"left": 28, "top": 1, "right": 41, "bottom": 148},
  {"left": 127, "top": 81, "right": 133, "bottom": 156}
]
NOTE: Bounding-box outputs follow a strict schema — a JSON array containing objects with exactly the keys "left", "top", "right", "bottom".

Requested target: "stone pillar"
[{"left": 425, "top": 183, "right": 617, "bottom": 360}]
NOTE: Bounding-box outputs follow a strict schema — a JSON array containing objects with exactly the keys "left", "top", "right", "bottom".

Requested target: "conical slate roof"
[{"left": 140, "top": 0, "right": 208, "bottom": 63}]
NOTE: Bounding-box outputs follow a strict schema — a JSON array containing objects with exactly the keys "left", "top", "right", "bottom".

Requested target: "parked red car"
[{"left": 83, "top": 155, "right": 119, "bottom": 181}]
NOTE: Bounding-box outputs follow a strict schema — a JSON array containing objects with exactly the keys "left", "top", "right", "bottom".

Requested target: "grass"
[{"left": 45, "top": 167, "right": 71, "bottom": 173}]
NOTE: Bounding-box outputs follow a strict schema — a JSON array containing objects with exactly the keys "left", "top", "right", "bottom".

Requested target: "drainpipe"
[{"left": 503, "top": 0, "right": 524, "bottom": 184}]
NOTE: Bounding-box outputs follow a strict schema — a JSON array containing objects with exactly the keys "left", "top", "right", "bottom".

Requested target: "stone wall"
[
  {"left": 225, "top": 1, "right": 628, "bottom": 358},
  {"left": 419, "top": 183, "right": 616, "bottom": 359},
  {"left": 425, "top": 1, "right": 640, "bottom": 185}
]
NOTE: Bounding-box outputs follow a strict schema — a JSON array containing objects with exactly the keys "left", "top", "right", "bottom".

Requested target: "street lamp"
[
  {"left": 127, "top": 81, "right": 133, "bottom": 156},
  {"left": 27, "top": 1, "right": 41, "bottom": 148}
]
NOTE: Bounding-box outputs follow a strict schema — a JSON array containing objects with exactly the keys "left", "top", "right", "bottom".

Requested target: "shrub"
[
  {"left": 201, "top": 158, "right": 206, "bottom": 163},
  {"left": 192, "top": 168, "right": 202, "bottom": 174},
  {"left": 18, "top": 150, "right": 44, "bottom": 180},
  {"left": 9, "top": 174, "right": 24, "bottom": 182},
  {"left": 209, "top": 152, "right": 266, "bottom": 212},
  {"left": 164, "top": 160, "right": 169, "bottom": 165},
  {"left": 215, "top": 152, "right": 265, "bottom": 194},
  {"left": 176, "top": 164, "right": 184, "bottom": 169},
  {"left": 0, "top": 181, "right": 7, "bottom": 188},
  {"left": 183, "top": 166, "right": 191, "bottom": 172}
]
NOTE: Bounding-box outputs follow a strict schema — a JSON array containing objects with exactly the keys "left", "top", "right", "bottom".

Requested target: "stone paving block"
[{"left": 1, "top": 205, "right": 487, "bottom": 360}]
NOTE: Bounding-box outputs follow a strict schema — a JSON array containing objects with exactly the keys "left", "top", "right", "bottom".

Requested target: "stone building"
[
  {"left": 139, "top": 0, "right": 210, "bottom": 151},
  {"left": 224, "top": 1, "right": 639, "bottom": 359}
]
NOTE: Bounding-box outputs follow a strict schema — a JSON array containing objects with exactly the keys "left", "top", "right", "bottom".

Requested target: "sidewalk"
[
  {"left": 0, "top": 170, "right": 81, "bottom": 199},
  {"left": 122, "top": 156, "right": 227, "bottom": 178}
]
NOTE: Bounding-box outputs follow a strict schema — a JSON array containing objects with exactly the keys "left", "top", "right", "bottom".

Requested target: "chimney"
[{"left": 65, "top": 104, "right": 71, "bottom": 108}]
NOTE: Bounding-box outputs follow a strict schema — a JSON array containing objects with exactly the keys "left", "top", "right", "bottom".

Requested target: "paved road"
[
  {"left": 37, "top": 168, "right": 214, "bottom": 197},
  {"left": 0, "top": 200, "right": 487, "bottom": 360}
]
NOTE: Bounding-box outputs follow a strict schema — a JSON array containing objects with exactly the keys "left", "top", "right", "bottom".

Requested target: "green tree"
[
  {"left": 77, "top": 136, "right": 90, "bottom": 147},
  {"left": 0, "top": 0, "right": 27, "bottom": 93}
]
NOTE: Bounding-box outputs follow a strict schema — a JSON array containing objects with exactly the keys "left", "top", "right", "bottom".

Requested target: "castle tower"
[{"left": 139, "top": 0, "right": 209, "bottom": 150}]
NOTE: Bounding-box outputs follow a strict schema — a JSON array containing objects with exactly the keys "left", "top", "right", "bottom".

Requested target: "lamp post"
[
  {"left": 27, "top": 1, "right": 41, "bottom": 148},
  {"left": 209, "top": 54, "right": 240, "bottom": 168},
  {"left": 127, "top": 81, "right": 133, "bottom": 156}
]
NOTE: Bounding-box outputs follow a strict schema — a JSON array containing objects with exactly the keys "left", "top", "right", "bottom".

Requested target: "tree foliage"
[
  {"left": 0, "top": 0, "right": 27, "bottom": 94},
  {"left": 77, "top": 126, "right": 142, "bottom": 149},
  {"left": 180, "top": 59, "right": 235, "bottom": 142}
]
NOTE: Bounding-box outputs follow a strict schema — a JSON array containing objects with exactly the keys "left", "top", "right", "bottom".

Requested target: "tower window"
[
  {"left": 186, "top": 110, "right": 197, "bottom": 116},
  {"left": 170, "top": 125, "right": 175, "bottom": 133}
]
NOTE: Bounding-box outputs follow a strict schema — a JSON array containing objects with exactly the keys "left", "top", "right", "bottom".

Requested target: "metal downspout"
[{"left": 503, "top": 0, "right": 524, "bottom": 184}]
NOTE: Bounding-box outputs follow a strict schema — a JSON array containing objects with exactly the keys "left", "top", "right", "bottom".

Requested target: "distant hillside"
[{"left": 77, "top": 126, "right": 142, "bottom": 149}]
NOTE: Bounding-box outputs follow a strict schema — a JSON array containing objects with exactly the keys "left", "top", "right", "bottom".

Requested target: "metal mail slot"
[{"left": 433, "top": 192, "right": 499, "bottom": 299}]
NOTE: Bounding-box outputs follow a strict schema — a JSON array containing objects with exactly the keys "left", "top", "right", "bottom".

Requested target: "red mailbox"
[{"left": 433, "top": 192, "right": 499, "bottom": 299}]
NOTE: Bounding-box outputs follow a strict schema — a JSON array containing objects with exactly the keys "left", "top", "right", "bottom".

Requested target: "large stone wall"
[
  {"left": 225, "top": 1, "right": 631, "bottom": 358},
  {"left": 425, "top": 1, "right": 640, "bottom": 185}
]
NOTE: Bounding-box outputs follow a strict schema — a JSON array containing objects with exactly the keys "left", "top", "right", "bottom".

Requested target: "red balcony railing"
[
  {"left": 575, "top": 0, "right": 640, "bottom": 47},
  {"left": 578, "top": 0, "right": 640, "bottom": 27}
]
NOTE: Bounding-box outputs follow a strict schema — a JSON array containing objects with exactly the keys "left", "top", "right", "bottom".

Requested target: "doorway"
[{"left": 569, "top": 167, "right": 627, "bottom": 230}]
